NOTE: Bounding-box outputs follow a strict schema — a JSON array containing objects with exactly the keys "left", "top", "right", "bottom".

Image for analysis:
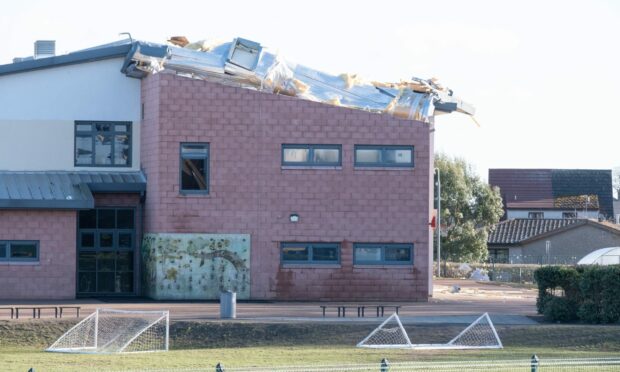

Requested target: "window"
[
  {"left": 354, "top": 243, "right": 413, "bottom": 265},
  {"left": 354, "top": 145, "right": 414, "bottom": 167},
  {"left": 75, "top": 121, "right": 132, "bottom": 166},
  {"left": 562, "top": 212, "right": 577, "bottom": 219},
  {"left": 0, "top": 241, "right": 39, "bottom": 262},
  {"left": 180, "top": 143, "right": 209, "bottom": 194},
  {"left": 528, "top": 212, "right": 544, "bottom": 219},
  {"left": 282, "top": 144, "right": 341, "bottom": 166},
  {"left": 488, "top": 248, "right": 509, "bottom": 264},
  {"left": 281, "top": 242, "right": 340, "bottom": 264}
]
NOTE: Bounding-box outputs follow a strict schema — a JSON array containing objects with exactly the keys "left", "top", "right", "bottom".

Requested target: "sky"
[{"left": 1, "top": 0, "right": 619, "bottom": 180}]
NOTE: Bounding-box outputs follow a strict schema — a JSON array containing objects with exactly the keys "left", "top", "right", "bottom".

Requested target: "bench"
[
  {"left": 59, "top": 306, "right": 81, "bottom": 318},
  {"left": 320, "top": 305, "right": 402, "bottom": 318},
  {"left": 15, "top": 306, "right": 59, "bottom": 319},
  {"left": 0, "top": 307, "right": 14, "bottom": 319}
]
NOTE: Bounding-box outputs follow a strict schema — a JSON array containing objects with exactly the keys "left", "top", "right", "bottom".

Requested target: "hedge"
[{"left": 534, "top": 265, "right": 620, "bottom": 323}]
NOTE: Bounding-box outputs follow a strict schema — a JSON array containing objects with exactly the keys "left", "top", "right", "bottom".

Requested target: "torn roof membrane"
[{"left": 121, "top": 37, "right": 475, "bottom": 122}]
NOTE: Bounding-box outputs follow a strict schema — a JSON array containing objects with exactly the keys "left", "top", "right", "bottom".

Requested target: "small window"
[
  {"left": 281, "top": 242, "right": 340, "bottom": 264},
  {"left": 0, "top": 241, "right": 39, "bottom": 262},
  {"left": 180, "top": 143, "right": 209, "bottom": 194},
  {"left": 354, "top": 145, "right": 414, "bottom": 167},
  {"left": 282, "top": 145, "right": 341, "bottom": 167},
  {"left": 528, "top": 212, "right": 544, "bottom": 219},
  {"left": 74, "top": 121, "right": 132, "bottom": 167},
  {"left": 562, "top": 212, "right": 577, "bottom": 219},
  {"left": 488, "top": 248, "right": 509, "bottom": 264},
  {"left": 354, "top": 243, "right": 413, "bottom": 265}
]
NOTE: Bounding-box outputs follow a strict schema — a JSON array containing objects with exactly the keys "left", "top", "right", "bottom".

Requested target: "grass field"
[{"left": 0, "top": 320, "right": 619, "bottom": 371}]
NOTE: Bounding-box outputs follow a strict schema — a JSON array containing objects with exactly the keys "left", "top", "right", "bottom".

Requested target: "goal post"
[
  {"left": 357, "top": 313, "right": 413, "bottom": 349},
  {"left": 357, "top": 312, "right": 503, "bottom": 350},
  {"left": 47, "top": 308, "right": 170, "bottom": 354}
]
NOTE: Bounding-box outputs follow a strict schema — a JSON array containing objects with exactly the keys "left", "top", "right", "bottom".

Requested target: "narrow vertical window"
[{"left": 180, "top": 143, "right": 209, "bottom": 194}]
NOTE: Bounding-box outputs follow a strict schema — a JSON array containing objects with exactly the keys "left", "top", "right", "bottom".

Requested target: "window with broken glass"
[
  {"left": 74, "top": 121, "right": 132, "bottom": 166},
  {"left": 180, "top": 143, "right": 209, "bottom": 194}
]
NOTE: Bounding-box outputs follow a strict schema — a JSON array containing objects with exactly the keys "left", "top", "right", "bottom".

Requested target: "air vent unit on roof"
[{"left": 34, "top": 40, "right": 55, "bottom": 59}]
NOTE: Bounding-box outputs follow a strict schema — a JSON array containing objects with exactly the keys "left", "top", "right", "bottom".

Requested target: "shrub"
[
  {"left": 535, "top": 265, "right": 620, "bottom": 324},
  {"left": 543, "top": 297, "right": 578, "bottom": 322}
]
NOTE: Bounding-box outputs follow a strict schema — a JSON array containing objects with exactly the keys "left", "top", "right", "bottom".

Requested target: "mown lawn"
[{"left": 0, "top": 320, "right": 619, "bottom": 371}]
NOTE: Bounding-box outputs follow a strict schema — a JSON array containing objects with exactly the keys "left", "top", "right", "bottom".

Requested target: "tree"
[{"left": 435, "top": 153, "right": 503, "bottom": 263}]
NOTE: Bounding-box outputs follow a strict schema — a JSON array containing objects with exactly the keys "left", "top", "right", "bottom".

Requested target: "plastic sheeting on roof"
[
  {"left": 123, "top": 37, "right": 475, "bottom": 123},
  {"left": 577, "top": 247, "right": 620, "bottom": 265}
]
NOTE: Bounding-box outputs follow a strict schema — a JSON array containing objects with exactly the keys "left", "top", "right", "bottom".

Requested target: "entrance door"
[{"left": 77, "top": 208, "right": 136, "bottom": 296}]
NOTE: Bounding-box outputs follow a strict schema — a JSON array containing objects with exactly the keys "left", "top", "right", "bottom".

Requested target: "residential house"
[
  {"left": 488, "top": 169, "right": 614, "bottom": 220},
  {"left": 0, "top": 38, "right": 473, "bottom": 301},
  {"left": 487, "top": 218, "right": 620, "bottom": 264}
]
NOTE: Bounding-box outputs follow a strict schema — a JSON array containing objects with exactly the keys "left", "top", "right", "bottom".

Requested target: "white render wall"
[{"left": 0, "top": 58, "right": 141, "bottom": 171}]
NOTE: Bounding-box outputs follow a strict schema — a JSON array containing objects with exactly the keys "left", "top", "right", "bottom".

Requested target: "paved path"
[{"left": 0, "top": 279, "right": 538, "bottom": 323}]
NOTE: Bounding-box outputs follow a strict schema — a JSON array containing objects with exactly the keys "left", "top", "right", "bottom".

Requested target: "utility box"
[{"left": 220, "top": 290, "right": 236, "bottom": 319}]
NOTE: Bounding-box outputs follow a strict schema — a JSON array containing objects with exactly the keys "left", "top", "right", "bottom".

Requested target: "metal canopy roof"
[{"left": 0, "top": 171, "right": 146, "bottom": 210}]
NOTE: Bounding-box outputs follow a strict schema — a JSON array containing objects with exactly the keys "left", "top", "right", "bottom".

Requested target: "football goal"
[
  {"left": 47, "top": 308, "right": 169, "bottom": 354},
  {"left": 357, "top": 313, "right": 502, "bottom": 350},
  {"left": 357, "top": 313, "right": 413, "bottom": 349}
]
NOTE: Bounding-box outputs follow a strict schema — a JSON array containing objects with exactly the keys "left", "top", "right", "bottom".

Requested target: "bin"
[{"left": 220, "top": 290, "right": 236, "bottom": 319}]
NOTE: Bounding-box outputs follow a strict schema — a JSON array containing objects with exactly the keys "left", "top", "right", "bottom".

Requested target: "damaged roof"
[{"left": 0, "top": 37, "right": 475, "bottom": 122}]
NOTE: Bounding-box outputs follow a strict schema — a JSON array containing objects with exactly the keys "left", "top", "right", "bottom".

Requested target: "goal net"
[
  {"left": 357, "top": 313, "right": 412, "bottom": 349},
  {"left": 47, "top": 308, "right": 169, "bottom": 354},
  {"left": 411, "top": 313, "right": 503, "bottom": 350}
]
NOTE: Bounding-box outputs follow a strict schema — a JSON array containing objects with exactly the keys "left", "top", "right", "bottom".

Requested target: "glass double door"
[{"left": 77, "top": 208, "right": 136, "bottom": 295}]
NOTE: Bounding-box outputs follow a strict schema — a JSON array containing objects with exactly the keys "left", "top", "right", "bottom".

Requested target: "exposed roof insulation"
[{"left": 123, "top": 37, "right": 475, "bottom": 123}]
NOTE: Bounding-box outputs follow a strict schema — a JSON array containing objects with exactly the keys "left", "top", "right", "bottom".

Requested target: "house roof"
[
  {"left": 0, "top": 40, "right": 133, "bottom": 77},
  {"left": 488, "top": 218, "right": 581, "bottom": 245},
  {"left": 488, "top": 218, "right": 620, "bottom": 246},
  {"left": 0, "top": 171, "right": 146, "bottom": 210},
  {"left": 489, "top": 169, "right": 613, "bottom": 217}
]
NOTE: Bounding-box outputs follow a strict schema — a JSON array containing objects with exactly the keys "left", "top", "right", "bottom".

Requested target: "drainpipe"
[{"left": 434, "top": 168, "right": 441, "bottom": 278}]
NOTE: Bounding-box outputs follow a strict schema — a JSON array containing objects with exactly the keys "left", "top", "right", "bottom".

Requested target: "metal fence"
[{"left": 92, "top": 357, "right": 620, "bottom": 372}]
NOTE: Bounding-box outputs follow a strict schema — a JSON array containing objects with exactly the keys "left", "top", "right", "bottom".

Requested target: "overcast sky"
[{"left": 2, "top": 0, "right": 618, "bottom": 180}]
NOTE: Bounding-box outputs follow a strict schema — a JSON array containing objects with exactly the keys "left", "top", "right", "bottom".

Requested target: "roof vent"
[{"left": 34, "top": 40, "right": 55, "bottom": 59}]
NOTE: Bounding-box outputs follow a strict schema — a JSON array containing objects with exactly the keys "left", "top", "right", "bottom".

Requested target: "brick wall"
[
  {"left": 0, "top": 210, "right": 76, "bottom": 300},
  {"left": 141, "top": 74, "right": 433, "bottom": 301}
]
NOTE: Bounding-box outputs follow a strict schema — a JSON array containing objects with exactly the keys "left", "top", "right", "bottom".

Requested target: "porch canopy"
[{"left": 0, "top": 171, "right": 146, "bottom": 209}]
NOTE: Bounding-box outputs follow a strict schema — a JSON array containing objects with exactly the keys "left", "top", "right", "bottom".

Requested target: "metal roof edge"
[
  {"left": 0, "top": 198, "right": 93, "bottom": 210},
  {"left": 0, "top": 43, "right": 133, "bottom": 77}
]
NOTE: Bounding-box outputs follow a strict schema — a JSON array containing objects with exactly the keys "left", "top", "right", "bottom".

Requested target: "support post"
[
  {"left": 380, "top": 358, "right": 390, "bottom": 372},
  {"left": 94, "top": 308, "right": 99, "bottom": 349},
  {"left": 531, "top": 354, "right": 539, "bottom": 372},
  {"left": 435, "top": 168, "right": 441, "bottom": 278}
]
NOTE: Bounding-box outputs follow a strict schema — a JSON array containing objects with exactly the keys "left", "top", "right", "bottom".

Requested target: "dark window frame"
[
  {"left": 281, "top": 144, "right": 342, "bottom": 167},
  {"left": 74, "top": 121, "right": 132, "bottom": 167},
  {"left": 354, "top": 145, "right": 414, "bottom": 168},
  {"left": 280, "top": 242, "right": 341, "bottom": 264},
  {"left": 562, "top": 212, "right": 577, "bottom": 219},
  {"left": 0, "top": 240, "right": 40, "bottom": 262},
  {"left": 179, "top": 142, "right": 210, "bottom": 195},
  {"left": 488, "top": 248, "right": 510, "bottom": 264},
  {"left": 528, "top": 212, "right": 544, "bottom": 219},
  {"left": 353, "top": 243, "right": 413, "bottom": 265}
]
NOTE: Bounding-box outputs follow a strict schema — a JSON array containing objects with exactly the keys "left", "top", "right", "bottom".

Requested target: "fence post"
[
  {"left": 531, "top": 354, "right": 539, "bottom": 372},
  {"left": 216, "top": 362, "right": 225, "bottom": 372},
  {"left": 380, "top": 358, "right": 390, "bottom": 372}
]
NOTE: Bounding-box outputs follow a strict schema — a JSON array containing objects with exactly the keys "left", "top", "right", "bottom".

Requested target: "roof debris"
[{"left": 123, "top": 37, "right": 475, "bottom": 122}]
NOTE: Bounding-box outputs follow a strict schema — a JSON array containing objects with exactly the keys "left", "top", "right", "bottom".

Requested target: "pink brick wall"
[
  {"left": 141, "top": 74, "right": 433, "bottom": 301},
  {"left": 0, "top": 210, "right": 76, "bottom": 300}
]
